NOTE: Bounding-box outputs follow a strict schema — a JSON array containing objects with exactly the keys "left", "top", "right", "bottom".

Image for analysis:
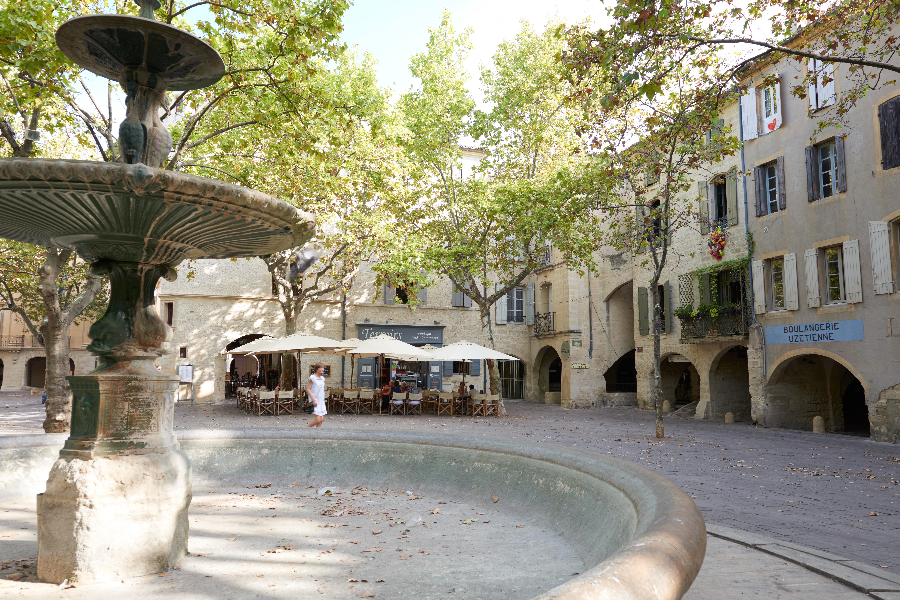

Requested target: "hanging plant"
[{"left": 707, "top": 224, "right": 727, "bottom": 261}]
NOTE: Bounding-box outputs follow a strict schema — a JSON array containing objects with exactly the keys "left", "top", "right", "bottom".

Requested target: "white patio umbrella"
[
  {"left": 427, "top": 340, "right": 519, "bottom": 391},
  {"left": 346, "top": 334, "right": 434, "bottom": 389},
  {"left": 328, "top": 338, "right": 362, "bottom": 387},
  {"left": 225, "top": 335, "right": 275, "bottom": 355},
  {"left": 230, "top": 333, "right": 350, "bottom": 391}
]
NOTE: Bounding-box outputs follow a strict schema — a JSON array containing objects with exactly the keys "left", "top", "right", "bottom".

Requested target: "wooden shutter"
[
  {"left": 843, "top": 239, "right": 862, "bottom": 303},
  {"left": 526, "top": 283, "right": 535, "bottom": 325},
  {"left": 820, "top": 62, "right": 836, "bottom": 107},
  {"left": 878, "top": 98, "right": 900, "bottom": 170},
  {"left": 700, "top": 273, "right": 711, "bottom": 305},
  {"left": 635, "top": 203, "right": 647, "bottom": 252},
  {"left": 495, "top": 284, "right": 506, "bottom": 325},
  {"left": 805, "top": 145, "right": 819, "bottom": 202},
  {"left": 741, "top": 88, "right": 758, "bottom": 140},
  {"left": 663, "top": 282, "right": 672, "bottom": 334},
  {"left": 464, "top": 293, "right": 472, "bottom": 308},
  {"left": 726, "top": 175, "right": 738, "bottom": 226},
  {"left": 752, "top": 260, "right": 766, "bottom": 314},
  {"left": 417, "top": 287, "right": 427, "bottom": 306},
  {"left": 808, "top": 59, "right": 819, "bottom": 110},
  {"left": 868, "top": 221, "right": 894, "bottom": 294},
  {"left": 443, "top": 361, "right": 454, "bottom": 377},
  {"left": 776, "top": 156, "right": 786, "bottom": 211},
  {"left": 384, "top": 284, "right": 395, "bottom": 305},
  {"left": 470, "top": 359, "right": 481, "bottom": 377},
  {"left": 451, "top": 288, "right": 463, "bottom": 307},
  {"left": 804, "top": 248, "right": 821, "bottom": 308},
  {"left": 638, "top": 287, "right": 649, "bottom": 335},
  {"left": 754, "top": 166, "right": 766, "bottom": 217},
  {"left": 699, "top": 180, "right": 710, "bottom": 233},
  {"left": 783, "top": 253, "right": 799, "bottom": 310},
  {"left": 770, "top": 79, "right": 783, "bottom": 132},
  {"left": 835, "top": 136, "right": 847, "bottom": 193}
]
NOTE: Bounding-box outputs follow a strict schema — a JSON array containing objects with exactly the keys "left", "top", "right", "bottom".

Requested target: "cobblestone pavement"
[{"left": 3, "top": 393, "right": 899, "bottom": 578}]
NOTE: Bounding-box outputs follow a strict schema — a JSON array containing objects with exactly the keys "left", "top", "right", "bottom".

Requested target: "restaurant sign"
[
  {"left": 765, "top": 319, "right": 864, "bottom": 345},
  {"left": 356, "top": 323, "right": 444, "bottom": 344}
]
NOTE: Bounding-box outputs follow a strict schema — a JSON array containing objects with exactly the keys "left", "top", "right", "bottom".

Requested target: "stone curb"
[{"left": 706, "top": 523, "right": 900, "bottom": 597}]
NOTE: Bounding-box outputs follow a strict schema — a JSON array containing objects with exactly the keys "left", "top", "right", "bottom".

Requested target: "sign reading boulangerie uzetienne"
[{"left": 765, "top": 319, "right": 864, "bottom": 345}]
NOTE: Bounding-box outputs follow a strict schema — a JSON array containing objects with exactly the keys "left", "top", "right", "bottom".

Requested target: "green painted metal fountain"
[{"left": 0, "top": 0, "right": 314, "bottom": 583}]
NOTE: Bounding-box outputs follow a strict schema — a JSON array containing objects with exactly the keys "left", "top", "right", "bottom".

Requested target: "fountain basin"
[{"left": 0, "top": 430, "right": 705, "bottom": 599}]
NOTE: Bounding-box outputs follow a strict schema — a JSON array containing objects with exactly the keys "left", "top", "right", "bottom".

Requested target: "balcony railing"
[
  {"left": 679, "top": 309, "right": 750, "bottom": 340},
  {"left": 534, "top": 312, "right": 555, "bottom": 335},
  {"left": 0, "top": 335, "right": 25, "bottom": 348},
  {"left": 536, "top": 246, "right": 552, "bottom": 269}
]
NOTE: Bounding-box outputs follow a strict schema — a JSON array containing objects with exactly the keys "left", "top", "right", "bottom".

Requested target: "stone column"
[{"left": 37, "top": 261, "right": 191, "bottom": 584}]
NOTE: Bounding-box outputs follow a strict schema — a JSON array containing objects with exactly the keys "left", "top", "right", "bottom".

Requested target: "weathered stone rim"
[{"left": 0, "top": 429, "right": 706, "bottom": 600}]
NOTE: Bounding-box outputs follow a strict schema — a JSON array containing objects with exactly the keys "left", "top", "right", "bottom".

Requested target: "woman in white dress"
[{"left": 305, "top": 363, "right": 327, "bottom": 427}]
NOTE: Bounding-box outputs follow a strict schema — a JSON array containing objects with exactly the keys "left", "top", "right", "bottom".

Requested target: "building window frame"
[
  {"left": 713, "top": 179, "right": 727, "bottom": 223},
  {"left": 165, "top": 302, "right": 174, "bottom": 326},
  {"left": 823, "top": 245, "right": 845, "bottom": 303},
  {"left": 818, "top": 141, "right": 837, "bottom": 199},
  {"left": 769, "top": 257, "right": 786, "bottom": 310},
  {"left": 506, "top": 287, "right": 525, "bottom": 323},
  {"left": 764, "top": 163, "right": 779, "bottom": 214}
]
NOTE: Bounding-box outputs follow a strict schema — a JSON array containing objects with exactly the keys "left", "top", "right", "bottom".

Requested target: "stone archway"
[
  {"left": 658, "top": 354, "right": 700, "bottom": 411},
  {"left": 706, "top": 345, "right": 751, "bottom": 421},
  {"left": 225, "top": 334, "right": 267, "bottom": 390},
  {"left": 766, "top": 351, "right": 868, "bottom": 435},
  {"left": 26, "top": 356, "right": 46, "bottom": 388},
  {"left": 533, "top": 346, "right": 562, "bottom": 404}
]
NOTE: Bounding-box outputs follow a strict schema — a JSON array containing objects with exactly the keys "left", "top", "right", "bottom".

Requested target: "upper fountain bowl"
[
  {"left": 0, "top": 158, "right": 315, "bottom": 265},
  {"left": 56, "top": 14, "right": 225, "bottom": 91}
]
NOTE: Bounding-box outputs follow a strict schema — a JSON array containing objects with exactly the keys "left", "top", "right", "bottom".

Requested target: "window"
[
  {"left": 713, "top": 180, "right": 727, "bottom": 222},
  {"left": 824, "top": 246, "right": 845, "bottom": 303},
  {"left": 165, "top": 302, "right": 174, "bottom": 326},
  {"left": 764, "top": 164, "right": 779, "bottom": 214},
  {"left": 451, "top": 287, "right": 472, "bottom": 308},
  {"left": 650, "top": 200, "right": 662, "bottom": 238},
  {"left": 878, "top": 97, "right": 900, "bottom": 171},
  {"left": 506, "top": 287, "right": 525, "bottom": 323},
  {"left": 716, "top": 271, "right": 742, "bottom": 305},
  {"left": 179, "top": 347, "right": 187, "bottom": 359},
  {"left": 395, "top": 287, "right": 410, "bottom": 304},
  {"left": 763, "top": 85, "right": 778, "bottom": 122},
  {"left": 808, "top": 57, "right": 836, "bottom": 111},
  {"left": 452, "top": 361, "right": 470, "bottom": 375},
  {"left": 818, "top": 141, "right": 836, "bottom": 198},
  {"left": 707, "top": 117, "right": 724, "bottom": 143},
  {"left": 656, "top": 284, "right": 666, "bottom": 330},
  {"left": 770, "top": 258, "right": 786, "bottom": 309}
]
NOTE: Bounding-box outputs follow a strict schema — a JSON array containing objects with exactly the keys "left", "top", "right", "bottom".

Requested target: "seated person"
[
  {"left": 400, "top": 381, "right": 408, "bottom": 392},
  {"left": 407, "top": 381, "right": 420, "bottom": 395},
  {"left": 391, "top": 380, "right": 404, "bottom": 396},
  {"left": 381, "top": 382, "right": 392, "bottom": 411}
]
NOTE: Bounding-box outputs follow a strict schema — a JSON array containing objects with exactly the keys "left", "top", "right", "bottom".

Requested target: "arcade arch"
[
  {"left": 766, "top": 351, "right": 869, "bottom": 435},
  {"left": 534, "top": 346, "right": 562, "bottom": 404},
  {"left": 604, "top": 350, "right": 637, "bottom": 392},
  {"left": 25, "top": 357, "right": 75, "bottom": 388},
  {"left": 706, "top": 345, "right": 751, "bottom": 421},
  {"left": 658, "top": 354, "right": 700, "bottom": 409}
]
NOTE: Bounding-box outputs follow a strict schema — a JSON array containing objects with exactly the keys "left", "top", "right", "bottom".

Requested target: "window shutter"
[
  {"left": 783, "top": 253, "right": 799, "bottom": 310},
  {"left": 699, "top": 180, "right": 710, "bottom": 233},
  {"left": 464, "top": 293, "right": 472, "bottom": 308},
  {"left": 417, "top": 287, "right": 427, "bottom": 306},
  {"left": 725, "top": 175, "right": 738, "bottom": 226},
  {"left": 754, "top": 167, "right": 766, "bottom": 217},
  {"left": 808, "top": 59, "right": 819, "bottom": 110},
  {"left": 752, "top": 260, "right": 766, "bottom": 314},
  {"left": 700, "top": 273, "right": 711, "bottom": 305},
  {"left": 842, "top": 239, "right": 862, "bottom": 303},
  {"left": 878, "top": 98, "right": 900, "bottom": 170},
  {"left": 663, "top": 282, "right": 672, "bottom": 334},
  {"left": 635, "top": 203, "right": 647, "bottom": 252},
  {"left": 741, "top": 88, "right": 758, "bottom": 140},
  {"left": 820, "top": 62, "right": 836, "bottom": 108},
  {"left": 526, "top": 283, "right": 535, "bottom": 325},
  {"left": 384, "top": 284, "right": 395, "bottom": 305},
  {"left": 638, "top": 287, "right": 649, "bottom": 335},
  {"left": 443, "top": 361, "right": 454, "bottom": 377},
  {"left": 835, "top": 136, "right": 847, "bottom": 193},
  {"left": 805, "top": 145, "right": 819, "bottom": 202},
  {"left": 868, "top": 221, "right": 894, "bottom": 294},
  {"left": 776, "top": 156, "right": 787, "bottom": 211},
  {"left": 495, "top": 284, "right": 507, "bottom": 325},
  {"left": 804, "top": 248, "right": 821, "bottom": 308},
  {"left": 452, "top": 288, "right": 463, "bottom": 307},
  {"left": 470, "top": 360, "right": 481, "bottom": 377}
]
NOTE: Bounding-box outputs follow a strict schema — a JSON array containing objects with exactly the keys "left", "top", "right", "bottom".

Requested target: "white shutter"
[
  {"left": 495, "top": 284, "right": 507, "bottom": 324},
  {"left": 808, "top": 59, "right": 819, "bottom": 110},
  {"left": 843, "top": 239, "right": 862, "bottom": 303},
  {"left": 762, "top": 80, "right": 782, "bottom": 133},
  {"left": 820, "top": 62, "right": 836, "bottom": 108},
  {"left": 783, "top": 253, "right": 799, "bottom": 311},
  {"left": 804, "top": 248, "right": 821, "bottom": 308},
  {"left": 868, "top": 221, "right": 894, "bottom": 294},
  {"left": 526, "top": 283, "right": 535, "bottom": 325},
  {"left": 772, "top": 78, "right": 783, "bottom": 131},
  {"left": 741, "top": 88, "right": 758, "bottom": 140},
  {"left": 752, "top": 260, "right": 766, "bottom": 314}
]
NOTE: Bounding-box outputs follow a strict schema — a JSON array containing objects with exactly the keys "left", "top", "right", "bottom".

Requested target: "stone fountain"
[{"left": 0, "top": 0, "right": 314, "bottom": 584}]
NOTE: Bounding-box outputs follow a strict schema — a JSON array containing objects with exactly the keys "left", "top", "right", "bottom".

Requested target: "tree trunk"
[
  {"left": 650, "top": 280, "right": 664, "bottom": 438},
  {"left": 280, "top": 314, "right": 297, "bottom": 391},
  {"left": 478, "top": 304, "right": 507, "bottom": 416},
  {"left": 38, "top": 250, "right": 72, "bottom": 433}
]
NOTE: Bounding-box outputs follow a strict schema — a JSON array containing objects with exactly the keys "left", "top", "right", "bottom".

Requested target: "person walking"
[{"left": 306, "top": 362, "right": 327, "bottom": 427}]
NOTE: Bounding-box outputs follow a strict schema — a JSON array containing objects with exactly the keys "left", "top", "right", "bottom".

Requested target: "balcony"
[
  {"left": 678, "top": 309, "right": 750, "bottom": 340},
  {"left": 0, "top": 335, "right": 25, "bottom": 348},
  {"left": 534, "top": 312, "right": 555, "bottom": 335},
  {"left": 536, "top": 246, "right": 552, "bottom": 269}
]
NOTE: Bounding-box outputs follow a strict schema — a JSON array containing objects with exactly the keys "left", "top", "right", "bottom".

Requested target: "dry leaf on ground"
[{"left": 492, "top": 495, "right": 499, "bottom": 503}]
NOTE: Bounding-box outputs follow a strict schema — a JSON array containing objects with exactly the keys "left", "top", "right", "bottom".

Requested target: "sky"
[{"left": 338, "top": 0, "right": 604, "bottom": 100}]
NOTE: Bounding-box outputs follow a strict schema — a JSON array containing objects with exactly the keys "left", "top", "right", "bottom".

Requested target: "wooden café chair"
[
  {"left": 341, "top": 389, "right": 360, "bottom": 414},
  {"left": 471, "top": 393, "right": 487, "bottom": 417},
  {"left": 275, "top": 391, "right": 293, "bottom": 416},
  {"left": 486, "top": 394, "right": 501, "bottom": 417},
  {"left": 357, "top": 389, "right": 375, "bottom": 415},
  {"left": 436, "top": 392, "right": 454, "bottom": 416},
  {"left": 390, "top": 392, "right": 406, "bottom": 415},
  {"left": 407, "top": 392, "right": 423, "bottom": 416},
  {"left": 256, "top": 390, "right": 277, "bottom": 416}
]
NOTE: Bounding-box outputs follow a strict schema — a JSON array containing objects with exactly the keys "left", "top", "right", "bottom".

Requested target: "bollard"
[
  {"left": 812, "top": 416, "right": 825, "bottom": 433},
  {"left": 724, "top": 412, "right": 735, "bottom": 424},
  {"left": 662, "top": 400, "right": 673, "bottom": 413}
]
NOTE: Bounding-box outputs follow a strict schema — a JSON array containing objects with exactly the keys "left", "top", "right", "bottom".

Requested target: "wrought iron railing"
[
  {"left": 0, "top": 335, "right": 24, "bottom": 348},
  {"left": 534, "top": 312, "right": 555, "bottom": 335},
  {"left": 536, "top": 246, "right": 552, "bottom": 269},
  {"left": 679, "top": 309, "right": 750, "bottom": 339}
]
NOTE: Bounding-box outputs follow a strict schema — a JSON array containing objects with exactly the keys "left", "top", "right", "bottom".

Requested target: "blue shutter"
[
  {"left": 418, "top": 287, "right": 427, "bottom": 305},
  {"left": 443, "top": 361, "right": 454, "bottom": 376},
  {"left": 470, "top": 360, "right": 481, "bottom": 376}
]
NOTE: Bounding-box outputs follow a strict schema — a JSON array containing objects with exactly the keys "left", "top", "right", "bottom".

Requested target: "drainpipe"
[
  {"left": 738, "top": 96, "right": 767, "bottom": 398},
  {"left": 341, "top": 292, "right": 347, "bottom": 387},
  {"left": 587, "top": 264, "right": 594, "bottom": 359}
]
